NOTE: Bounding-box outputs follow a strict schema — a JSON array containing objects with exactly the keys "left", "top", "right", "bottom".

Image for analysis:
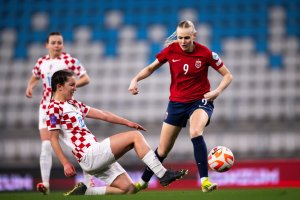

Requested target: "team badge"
[
  {"left": 195, "top": 59, "right": 202, "bottom": 68},
  {"left": 50, "top": 115, "right": 57, "bottom": 125}
]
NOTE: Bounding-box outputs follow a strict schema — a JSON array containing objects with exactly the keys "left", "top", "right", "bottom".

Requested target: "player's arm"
[
  {"left": 87, "top": 107, "right": 146, "bottom": 131},
  {"left": 25, "top": 75, "right": 39, "bottom": 98},
  {"left": 50, "top": 129, "right": 76, "bottom": 177},
  {"left": 75, "top": 73, "right": 90, "bottom": 88},
  {"left": 128, "top": 59, "right": 163, "bottom": 95},
  {"left": 204, "top": 64, "right": 233, "bottom": 101}
]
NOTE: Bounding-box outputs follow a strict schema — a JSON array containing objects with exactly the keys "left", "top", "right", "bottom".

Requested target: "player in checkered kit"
[
  {"left": 25, "top": 32, "right": 93, "bottom": 194},
  {"left": 129, "top": 20, "right": 233, "bottom": 192},
  {"left": 47, "top": 70, "right": 188, "bottom": 195}
]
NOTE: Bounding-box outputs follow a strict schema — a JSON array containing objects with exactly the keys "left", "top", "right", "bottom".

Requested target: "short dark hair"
[
  {"left": 51, "top": 70, "right": 74, "bottom": 92},
  {"left": 46, "top": 32, "right": 62, "bottom": 43}
]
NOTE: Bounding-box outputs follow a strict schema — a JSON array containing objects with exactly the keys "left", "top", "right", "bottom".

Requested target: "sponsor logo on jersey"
[
  {"left": 195, "top": 59, "right": 202, "bottom": 68},
  {"left": 50, "top": 115, "right": 57, "bottom": 125},
  {"left": 172, "top": 59, "right": 181, "bottom": 63},
  {"left": 77, "top": 115, "right": 86, "bottom": 128}
]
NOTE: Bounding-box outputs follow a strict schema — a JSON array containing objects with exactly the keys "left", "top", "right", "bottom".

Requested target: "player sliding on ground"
[{"left": 47, "top": 70, "right": 188, "bottom": 195}]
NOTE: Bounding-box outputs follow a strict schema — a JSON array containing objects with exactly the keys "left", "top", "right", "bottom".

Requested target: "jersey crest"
[{"left": 195, "top": 59, "right": 202, "bottom": 68}]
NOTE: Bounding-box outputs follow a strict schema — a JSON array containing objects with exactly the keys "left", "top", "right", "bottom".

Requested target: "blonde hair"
[{"left": 164, "top": 20, "right": 196, "bottom": 47}]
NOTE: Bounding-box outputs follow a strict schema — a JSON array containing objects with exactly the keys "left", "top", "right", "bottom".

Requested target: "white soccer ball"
[{"left": 208, "top": 146, "right": 234, "bottom": 172}]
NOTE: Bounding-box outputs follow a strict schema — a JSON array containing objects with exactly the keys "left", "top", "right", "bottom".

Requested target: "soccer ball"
[{"left": 208, "top": 146, "right": 234, "bottom": 172}]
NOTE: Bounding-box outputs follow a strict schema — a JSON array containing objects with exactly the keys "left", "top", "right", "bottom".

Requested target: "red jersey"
[{"left": 156, "top": 42, "right": 224, "bottom": 102}]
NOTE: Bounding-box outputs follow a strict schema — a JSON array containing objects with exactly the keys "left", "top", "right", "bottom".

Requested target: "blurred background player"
[
  {"left": 47, "top": 70, "right": 188, "bottom": 196},
  {"left": 25, "top": 32, "right": 92, "bottom": 194},
  {"left": 129, "top": 20, "right": 233, "bottom": 192}
]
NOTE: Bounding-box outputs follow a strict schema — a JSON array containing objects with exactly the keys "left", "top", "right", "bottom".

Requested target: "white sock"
[
  {"left": 201, "top": 177, "right": 208, "bottom": 184},
  {"left": 83, "top": 171, "right": 95, "bottom": 187},
  {"left": 85, "top": 187, "right": 106, "bottom": 195},
  {"left": 40, "top": 140, "right": 52, "bottom": 188},
  {"left": 142, "top": 150, "right": 167, "bottom": 178},
  {"left": 138, "top": 179, "right": 147, "bottom": 185}
]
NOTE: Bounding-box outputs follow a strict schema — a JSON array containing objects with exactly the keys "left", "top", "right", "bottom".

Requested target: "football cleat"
[
  {"left": 64, "top": 182, "right": 87, "bottom": 196},
  {"left": 135, "top": 182, "right": 148, "bottom": 192},
  {"left": 201, "top": 178, "right": 217, "bottom": 192},
  {"left": 36, "top": 182, "right": 49, "bottom": 195},
  {"left": 159, "top": 169, "right": 188, "bottom": 187}
]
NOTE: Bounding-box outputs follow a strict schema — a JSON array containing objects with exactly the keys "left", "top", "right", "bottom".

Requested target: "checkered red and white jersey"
[
  {"left": 32, "top": 52, "right": 87, "bottom": 110},
  {"left": 46, "top": 99, "right": 97, "bottom": 162}
]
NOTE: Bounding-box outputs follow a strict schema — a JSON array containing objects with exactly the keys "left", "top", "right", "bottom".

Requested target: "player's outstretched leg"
[
  {"left": 64, "top": 182, "right": 87, "bottom": 196},
  {"left": 135, "top": 148, "right": 167, "bottom": 192}
]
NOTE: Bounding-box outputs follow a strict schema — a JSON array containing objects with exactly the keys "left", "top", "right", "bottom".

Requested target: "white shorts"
[
  {"left": 79, "top": 138, "right": 126, "bottom": 185},
  {"left": 38, "top": 105, "right": 47, "bottom": 129}
]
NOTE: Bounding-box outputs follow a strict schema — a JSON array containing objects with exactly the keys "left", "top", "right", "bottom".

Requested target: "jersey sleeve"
[
  {"left": 46, "top": 102, "right": 61, "bottom": 130},
  {"left": 65, "top": 54, "right": 87, "bottom": 77},
  {"left": 208, "top": 51, "right": 224, "bottom": 70},
  {"left": 156, "top": 47, "right": 169, "bottom": 64},
  {"left": 32, "top": 58, "right": 43, "bottom": 78},
  {"left": 79, "top": 101, "right": 90, "bottom": 117}
]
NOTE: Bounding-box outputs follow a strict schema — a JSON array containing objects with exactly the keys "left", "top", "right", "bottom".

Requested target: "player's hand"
[
  {"left": 63, "top": 162, "right": 76, "bottom": 177},
  {"left": 203, "top": 89, "right": 220, "bottom": 101},
  {"left": 128, "top": 80, "right": 139, "bottom": 95},
  {"left": 127, "top": 121, "right": 147, "bottom": 132},
  {"left": 25, "top": 87, "right": 33, "bottom": 98}
]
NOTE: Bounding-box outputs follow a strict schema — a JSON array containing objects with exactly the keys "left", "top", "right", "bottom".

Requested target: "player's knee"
[
  {"left": 133, "top": 130, "right": 144, "bottom": 140},
  {"left": 189, "top": 128, "right": 204, "bottom": 137}
]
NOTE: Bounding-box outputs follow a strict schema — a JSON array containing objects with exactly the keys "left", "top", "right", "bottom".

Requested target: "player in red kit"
[{"left": 129, "top": 20, "right": 233, "bottom": 192}]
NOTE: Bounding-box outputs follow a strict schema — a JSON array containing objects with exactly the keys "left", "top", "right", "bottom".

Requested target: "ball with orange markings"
[{"left": 208, "top": 146, "right": 234, "bottom": 172}]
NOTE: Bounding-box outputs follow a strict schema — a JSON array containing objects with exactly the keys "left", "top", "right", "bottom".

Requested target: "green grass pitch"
[{"left": 1, "top": 189, "right": 300, "bottom": 200}]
